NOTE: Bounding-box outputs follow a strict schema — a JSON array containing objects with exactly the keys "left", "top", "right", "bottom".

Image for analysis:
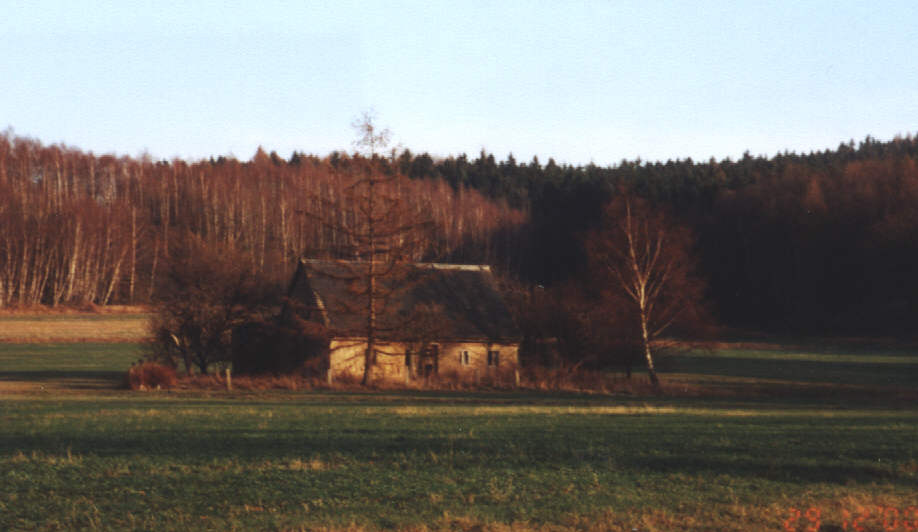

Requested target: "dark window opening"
[
  {"left": 488, "top": 350, "right": 500, "bottom": 366},
  {"left": 425, "top": 344, "right": 439, "bottom": 374}
]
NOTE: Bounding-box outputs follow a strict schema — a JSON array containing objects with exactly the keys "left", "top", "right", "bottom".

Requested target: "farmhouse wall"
[
  {"left": 438, "top": 342, "right": 518, "bottom": 374},
  {"left": 328, "top": 339, "right": 408, "bottom": 379},
  {"left": 328, "top": 339, "right": 518, "bottom": 382}
]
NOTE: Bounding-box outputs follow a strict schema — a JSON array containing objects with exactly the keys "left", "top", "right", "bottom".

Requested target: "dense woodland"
[
  {"left": 388, "top": 136, "right": 918, "bottom": 336},
  {"left": 2, "top": 130, "right": 918, "bottom": 337},
  {"left": 0, "top": 133, "right": 524, "bottom": 309}
]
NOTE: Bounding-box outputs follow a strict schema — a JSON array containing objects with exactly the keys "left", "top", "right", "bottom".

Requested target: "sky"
[{"left": 2, "top": 0, "right": 917, "bottom": 166}]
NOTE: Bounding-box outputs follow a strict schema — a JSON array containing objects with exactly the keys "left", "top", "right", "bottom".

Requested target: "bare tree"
[
  {"left": 0, "top": 130, "right": 522, "bottom": 310},
  {"left": 303, "top": 113, "right": 436, "bottom": 384},
  {"left": 148, "top": 235, "right": 277, "bottom": 374},
  {"left": 351, "top": 109, "right": 391, "bottom": 157},
  {"left": 586, "top": 194, "right": 707, "bottom": 388}
]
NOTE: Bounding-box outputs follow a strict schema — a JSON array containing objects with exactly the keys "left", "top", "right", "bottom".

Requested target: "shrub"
[
  {"left": 230, "top": 312, "right": 328, "bottom": 376},
  {"left": 126, "top": 362, "right": 177, "bottom": 390},
  {"left": 148, "top": 234, "right": 279, "bottom": 375}
]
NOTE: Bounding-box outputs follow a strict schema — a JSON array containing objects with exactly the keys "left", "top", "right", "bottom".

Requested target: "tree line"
[
  {"left": 0, "top": 132, "right": 525, "bottom": 308},
  {"left": 385, "top": 136, "right": 918, "bottom": 336},
  {"left": 3, "top": 129, "right": 917, "bottom": 337}
]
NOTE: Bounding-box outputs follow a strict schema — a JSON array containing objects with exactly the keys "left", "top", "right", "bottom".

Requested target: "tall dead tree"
[{"left": 304, "top": 113, "right": 435, "bottom": 384}]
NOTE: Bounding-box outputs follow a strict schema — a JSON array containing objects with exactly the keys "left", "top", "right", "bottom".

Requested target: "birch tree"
[{"left": 586, "top": 195, "right": 706, "bottom": 388}]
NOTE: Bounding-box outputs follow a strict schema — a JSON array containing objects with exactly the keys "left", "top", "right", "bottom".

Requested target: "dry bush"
[
  {"left": 230, "top": 312, "right": 328, "bottom": 377},
  {"left": 148, "top": 234, "right": 280, "bottom": 375},
  {"left": 228, "top": 374, "right": 297, "bottom": 391},
  {"left": 168, "top": 363, "right": 672, "bottom": 396},
  {"left": 326, "top": 371, "right": 359, "bottom": 386},
  {"left": 518, "top": 365, "right": 662, "bottom": 395},
  {"left": 422, "top": 367, "right": 518, "bottom": 390},
  {"left": 273, "top": 375, "right": 300, "bottom": 391},
  {"left": 126, "top": 362, "right": 177, "bottom": 390},
  {"left": 428, "top": 369, "right": 461, "bottom": 390},
  {"left": 177, "top": 373, "right": 328, "bottom": 392},
  {"left": 520, "top": 366, "right": 567, "bottom": 391}
]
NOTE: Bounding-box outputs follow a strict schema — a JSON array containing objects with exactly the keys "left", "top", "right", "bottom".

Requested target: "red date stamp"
[{"left": 784, "top": 506, "right": 918, "bottom": 531}]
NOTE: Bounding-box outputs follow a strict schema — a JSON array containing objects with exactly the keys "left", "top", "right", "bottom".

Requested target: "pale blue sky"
[{"left": 2, "top": 0, "right": 917, "bottom": 165}]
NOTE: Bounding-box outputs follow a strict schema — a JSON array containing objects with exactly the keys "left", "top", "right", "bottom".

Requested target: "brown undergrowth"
[
  {"left": 155, "top": 368, "right": 662, "bottom": 395},
  {"left": 138, "top": 366, "right": 918, "bottom": 402},
  {"left": 125, "top": 362, "right": 178, "bottom": 390}
]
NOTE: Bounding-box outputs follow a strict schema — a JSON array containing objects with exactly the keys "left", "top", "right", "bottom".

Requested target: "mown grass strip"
[{"left": 0, "top": 314, "right": 149, "bottom": 342}]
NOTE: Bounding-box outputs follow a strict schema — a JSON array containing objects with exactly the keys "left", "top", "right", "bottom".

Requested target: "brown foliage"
[
  {"left": 499, "top": 274, "right": 643, "bottom": 377},
  {"left": 519, "top": 365, "right": 661, "bottom": 394},
  {"left": 125, "top": 362, "right": 177, "bottom": 390},
  {"left": 230, "top": 309, "right": 330, "bottom": 376},
  {"left": 584, "top": 194, "right": 711, "bottom": 384},
  {"left": 147, "top": 234, "right": 278, "bottom": 375}
]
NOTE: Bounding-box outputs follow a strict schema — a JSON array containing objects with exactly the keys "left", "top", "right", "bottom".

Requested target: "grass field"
[
  {"left": 663, "top": 345, "right": 918, "bottom": 388},
  {"left": 0, "top": 343, "right": 143, "bottom": 392},
  {"left": 0, "top": 315, "right": 916, "bottom": 531}
]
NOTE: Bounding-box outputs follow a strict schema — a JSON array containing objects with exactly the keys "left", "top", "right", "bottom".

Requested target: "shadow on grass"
[
  {"left": 0, "top": 370, "right": 123, "bottom": 380},
  {"left": 2, "top": 421, "right": 914, "bottom": 489},
  {"left": 632, "top": 455, "right": 907, "bottom": 485},
  {"left": 0, "top": 370, "right": 125, "bottom": 389},
  {"left": 661, "top": 355, "right": 918, "bottom": 387}
]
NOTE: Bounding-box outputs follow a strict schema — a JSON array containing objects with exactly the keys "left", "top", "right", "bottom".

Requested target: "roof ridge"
[{"left": 298, "top": 258, "right": 490, "bottom": 272}]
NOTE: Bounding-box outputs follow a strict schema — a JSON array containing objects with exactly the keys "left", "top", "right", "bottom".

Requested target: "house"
[{"left": 284, "top": 259, "right": 521, "bottom": 382}]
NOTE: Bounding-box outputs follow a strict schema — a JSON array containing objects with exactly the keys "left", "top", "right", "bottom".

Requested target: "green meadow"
[
  {"left": 0, "top": 336, "right": 916, "bottom": 531},
  {"left": 0, "top": 343, "right": 143, "bottom": 391},
  {"left": 663, "top": 344, "right": 918, "bottom": 388}
]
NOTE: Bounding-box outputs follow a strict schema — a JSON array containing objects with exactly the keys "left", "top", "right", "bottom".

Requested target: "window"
[
  {"left": 487, "top": 350, "right": 500, "bottom": 366},
  {"left": 405, "top": 349, "right": 412, "bottom": 367},
  {"left": 459, "top": 350, "right": 470, "bottom": 366},
  {"left": 428, "top": 345, "right": 439, "bottom": 374}
]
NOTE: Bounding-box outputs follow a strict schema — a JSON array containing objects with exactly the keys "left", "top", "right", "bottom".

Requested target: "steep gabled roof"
[{"left": 286, "top": 259, "right": 521, "bottom": 343}]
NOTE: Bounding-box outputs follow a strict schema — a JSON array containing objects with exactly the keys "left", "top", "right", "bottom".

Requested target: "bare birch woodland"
[{"left": 0, "top": 132, "right": 525, "bottom": 308}]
